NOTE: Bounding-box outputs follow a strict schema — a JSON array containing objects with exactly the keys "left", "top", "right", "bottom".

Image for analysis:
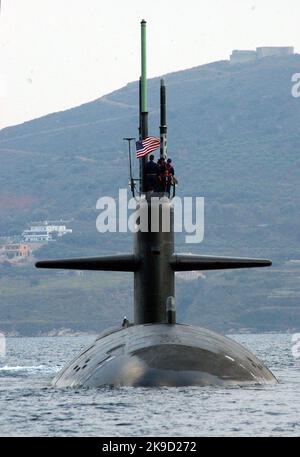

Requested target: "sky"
[{"left": 0, "top": 0, "right": 300, "bottom": 129}]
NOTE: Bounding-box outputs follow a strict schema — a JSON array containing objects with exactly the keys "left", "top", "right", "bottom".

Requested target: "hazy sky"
[{"left": 0, "top": 0, "right": 299, "bottom": 129}]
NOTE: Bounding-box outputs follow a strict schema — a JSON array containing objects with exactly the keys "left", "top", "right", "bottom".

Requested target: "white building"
[
  {"left": 22, "top": 220, "right": 72, "bottom": 243},
  {"left": 22, "top": 230, "right": 52, "bottom": 242}
]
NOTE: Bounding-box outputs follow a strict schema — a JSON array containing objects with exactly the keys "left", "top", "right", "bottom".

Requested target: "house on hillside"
[
  {"left": 0, "top": 243, "right": 31, "bottom": 262},
  {"left": 22, "top": 220, "right": 72, "bottom": 243}
]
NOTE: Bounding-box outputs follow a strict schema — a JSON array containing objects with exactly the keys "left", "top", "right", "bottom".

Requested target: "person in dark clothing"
[
  {"left": 158, "top": 157, "right": 167, "bottom": 192},
  {"left": 166, "top": 158, "right": 174, "bottom": 176},
  {"left": 166, "top": 158, "right": 175, "bottom": 196},
  {"left": 144, "top": 155, "right": 159, "bottom": 192}
]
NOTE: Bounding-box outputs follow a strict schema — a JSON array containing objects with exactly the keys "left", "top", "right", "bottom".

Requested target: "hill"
[{"left": 1, "top": 55, "right": 300, "bottom": 334}]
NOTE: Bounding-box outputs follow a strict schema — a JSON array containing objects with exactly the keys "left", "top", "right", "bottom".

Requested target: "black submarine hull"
[
  {"left": 53, "top": 324, "right": 277, "bottom": 388},
  {"left": 37, "top": 21, "right": 277, "bottom": 389}
]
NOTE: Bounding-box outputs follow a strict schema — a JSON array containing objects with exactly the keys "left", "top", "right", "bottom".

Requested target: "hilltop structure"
[{"left": 230, "top": 46, "right": 294, "bottom": 64}]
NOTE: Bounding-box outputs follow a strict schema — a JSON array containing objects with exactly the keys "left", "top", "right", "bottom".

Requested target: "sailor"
[
  {"left": 158, "top": 156, "right": 168, "bottom": 193},
  {"left": 144, "top": 154, "right": 159, "bottom": 192},
  {"left": 122, "top": 316, "right": 130, "bottom": 328},
  {"left": 166, "top": 158, "right": 175, "bottom": 195}
]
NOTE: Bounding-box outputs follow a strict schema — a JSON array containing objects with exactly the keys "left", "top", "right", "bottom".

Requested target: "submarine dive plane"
[{"left": 36, "top": 21, "right": 277, "bottom": 387}]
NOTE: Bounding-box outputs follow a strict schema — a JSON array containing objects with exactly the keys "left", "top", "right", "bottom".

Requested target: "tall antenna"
[
  {"left": 160, "top": 79, "right": 167, "bottom": 159},
  {"left": 139, "top": 20, "right": 148, "bottom": 193}
]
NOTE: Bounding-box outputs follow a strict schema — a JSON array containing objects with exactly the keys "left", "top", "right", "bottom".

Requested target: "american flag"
[{"left": 136, "top": 136, "right": 160, "bottom": 159}]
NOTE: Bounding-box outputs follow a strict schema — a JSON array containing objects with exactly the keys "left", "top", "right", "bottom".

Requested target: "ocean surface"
[{"left": 0, "top": 333, "right": 299, "bottom": 437}]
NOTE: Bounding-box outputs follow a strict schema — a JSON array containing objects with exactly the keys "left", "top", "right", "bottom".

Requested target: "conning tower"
[{"left": 36, "top": 21, "right": 271, "bottom": 326}]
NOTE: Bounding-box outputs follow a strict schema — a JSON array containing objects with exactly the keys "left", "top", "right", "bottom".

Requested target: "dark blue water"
[{"left": 0, "top": 333, "right": 299, "bottom": 436}]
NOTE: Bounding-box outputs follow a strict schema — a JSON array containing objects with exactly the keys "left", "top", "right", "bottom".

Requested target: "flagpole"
[{"left": 123, "top": 137, "right": 136, "bottom": 197}]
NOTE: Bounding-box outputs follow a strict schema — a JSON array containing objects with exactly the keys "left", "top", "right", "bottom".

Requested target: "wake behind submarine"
[{"left": 36, "top": 21, "right": 277, "bottom": 388}]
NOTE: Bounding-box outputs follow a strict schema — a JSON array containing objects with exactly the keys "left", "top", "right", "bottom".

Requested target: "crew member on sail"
[{"left": 144, "top": 154, "right": 159, "bottom": 191}]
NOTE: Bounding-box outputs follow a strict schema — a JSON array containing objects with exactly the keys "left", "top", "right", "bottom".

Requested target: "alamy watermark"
[
  {"left": 291, "top": 73, "right": 300, "bottom": 98},
  {"left": 291, "top": 333, "right": 300, "bottom": 359},
  {"left": 96, "top": 189, "right": 204, "bottom": 244}
]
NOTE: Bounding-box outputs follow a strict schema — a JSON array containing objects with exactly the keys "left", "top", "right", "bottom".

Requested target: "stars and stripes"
[{"left": 136, "top": 136, "right": 160, "bottom": 159}]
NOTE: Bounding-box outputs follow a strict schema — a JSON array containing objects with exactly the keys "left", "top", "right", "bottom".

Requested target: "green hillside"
[{"left": 1, "top": 55, "right": 300, "bottom": 334}]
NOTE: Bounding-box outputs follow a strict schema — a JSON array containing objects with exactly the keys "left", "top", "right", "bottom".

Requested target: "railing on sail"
[
  {"left": 123, "top": 136, "right": 176, "bottom": 199},
  {"left": 123, "top": 137, "right": 139, "bottom": 198},
  {"left": 123, "top": 137, "right": 176, "bottom": 199}
]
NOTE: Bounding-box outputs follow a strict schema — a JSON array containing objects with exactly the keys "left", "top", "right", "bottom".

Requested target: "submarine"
[{"left": 36, "top": 21, "right": 277, "bottom": 387}]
